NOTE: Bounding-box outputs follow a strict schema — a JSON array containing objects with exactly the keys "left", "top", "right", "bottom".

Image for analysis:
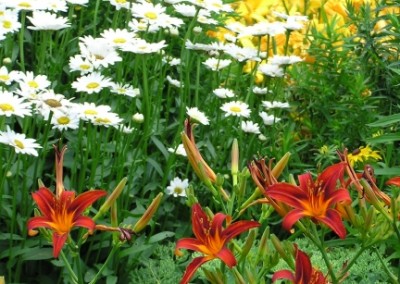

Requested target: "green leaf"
[
  {"left": 148, "top": 231, "right": 175, "bottom": 244},
  {"left": 151, "top": 136, "right": 169, "bottom": 159},
  {"left": 365, "top": 133, "right": 400, "bottom": 144},
  {"left": 367, "top": 114, "right": 400, "bottom": 127}
]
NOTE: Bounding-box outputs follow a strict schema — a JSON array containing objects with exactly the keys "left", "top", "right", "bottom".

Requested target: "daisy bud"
[
  {"left": 133, "top": 192, "right": 163, "bottom": 233},
  {"left": 3, "top": 57, "right": 11, "bottom": 64},
  {"left": 132, "top": 112, "right": 144, "bottom": 123}
]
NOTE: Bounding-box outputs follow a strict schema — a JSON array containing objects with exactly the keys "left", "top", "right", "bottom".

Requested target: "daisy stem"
[
  {"left": 93, "top": 0, "right": 102, "bottom": 36},
  {"left": 18, "top": 10, "right": 26, "bottom": 72}
]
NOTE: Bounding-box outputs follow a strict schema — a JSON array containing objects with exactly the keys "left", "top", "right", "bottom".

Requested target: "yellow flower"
[{"left": 347, "top": 145, "right": 382, "bottom": 167}]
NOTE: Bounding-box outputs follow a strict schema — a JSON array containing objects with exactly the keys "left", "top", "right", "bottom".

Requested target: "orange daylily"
[
  {"left": 27, "top": 145, "right": 107, "bottom": 258},
  {"left": 175, "top": 203, "right": 260, "bottom": 284},
  {"left": 387, "top": 177, "right": 400, "bottom": 187},
  {"left": 266, "top": 162, "right": 351, "bottom": 239},
  {"left": 272, "top": 245, "right": 328, "bottom": 284}
]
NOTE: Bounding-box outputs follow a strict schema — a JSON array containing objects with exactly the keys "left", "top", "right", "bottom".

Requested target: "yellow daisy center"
[
  {"left": 87, "top": 82, "right": 100, "bottom": 89},
  {"left": 113, "top": 38, "right": 126, "bottom": 44},
  {"left": 28, "top": 81, "right": 39, "bottom": 88},
  {"left": 0, "top": 103, "right": 14, "bottom": 112},
  {"left": 84, "top": 109, "right": 97, "bottom": 115},
  {"left": 3, "top": 21, "right": 11, "bottom": 29},
  {"left": 144, "top": 11, "right": 158, "bottom": 20},
  {"left": 95, "top": 117, "right": 111, "bottom": 124},
  {"left": 116, "top": 0, "right": 127, "bottom": 3},
  {"left": 18, "top": 2, "right": 32, "bottom": 8},
  {"left": 174, "top": 187, "right": 183, "bottom": 194},
  {"left": 14, "top": 139, "right": 24, "bottom": 149},
  {"left": 44, "top": 99, "right": 62, "bottom": 108},
  {"left": 57, "top": 116, "right": 70, "bottom": 125},
  {"left": 80, "top": 64, "right": 91, "bottom": 70},
  {"left": 0, "top": 74, "right": 10, "bottom": 81},
  {"left": 229, "top": 106, "right": 242, "bottom": 113}
]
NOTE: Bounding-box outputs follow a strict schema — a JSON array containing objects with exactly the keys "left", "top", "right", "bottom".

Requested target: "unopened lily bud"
[
  {"left": 231, "top": 138, "right": 239, "bottom": 180},
  {"left": 271, "top": 152, "right": 291, "bottom": 179},
  {"left": 185, "top": 186, "right": 198, "bottom": 207},
  {"left": 133, "top": 193, "right": 163, "bottom": 233},
  {"left": 232, "top": 267, "right": 246, "bottom": 284},
  {"left": 96, "top": 177, "right": 127, "bottom": 220},
  {"left": 38, "top": 179, "right": 45, "bottom": 188},
  {"left": 239, "top": 228, "right": 257, "bottom": 262},
  {"left": 271, "top": 234, "right": 287, "bottom": 260},
  {"left": 364, "top": 206, "right": 376, "bottom": 232},
  {"left": 257, "top": 227, "right": 270, "bottom": 260}
]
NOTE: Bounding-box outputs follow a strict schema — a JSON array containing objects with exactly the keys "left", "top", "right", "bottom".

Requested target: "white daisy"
[
  {"left": 16, "top": 71, "right": 51, "bottom": 91},
  {"left": 76, "top": 102, "right": 111, "bottom": 122},
  {"left": 110, "top": 82, "right": 140, "bottom": 98},
  {"left": 186, "top": 107, "right": 209, "bottom": 125},
  {"left": 0, "top": 126, "right": 41, "bottom": 156},
  {"left": 79, "top": 36, "right": 122, "bottom": 68},
  {"left": 0, "top": 66, "right": 20, "bottom": 85},
  {"left": 239, "top": 21, "right": 286, "bottom": 37},
  {"left": 100, "top": 28, "right": 138, "bottom": 49},
  {"left": 109, "top": 0, "right": 131, "bottom": 10},
  {"left": 241, "top": 121, "right": 260, "bottom": 134},
  {"left": 203, "top": 58, "right": 232, "bottom": 71},
  {"left": 92, "top": 112, "right": 123, "bottom": 128},
  {"left": 166, "top": 177, "right": 188, "bottom": 197},
  {"left": 268, "top": 55, "right": 303, "bottom": 65},
  {"left": 162, "top": 55, "right": 181, "bottom": 66},
  {"left": 220, "top": 101, "right": 251, "bottom": 118},
  {"left": 65, "top": 0, "right": 89, "bottom": 5},
  {"left": 258, "top": 63, "right": 284, "bottom": 77},
  {"left": 34, "top": 90, "right": 71, "bottom": 119},
  {"left": 252, "top": 86, "right": 270, "bottom": 95},
  {"left": 259, "top": 111, "right": 281, "bottom": 125},
  {"left": 262, "top": 101, "right": 290, "bottom": 109},
  {"left": 166, "top": 75, "right": 183, "bottom": 88},
  {"left": 213, "top": 88, "right": 235, "bottom": 99},
  {"left": 222, "top": 44, "right": 260, "bottom": 62},
  {"left": 0, "top": 10, "right": 21, "bottom": 35},
  {"left": 121, "top": 39, "right": 167, "bottom": 54},
  {"left": 44, "top": 0, "right": 68, "bottom": 12},
  {"left": 167, "top": 144, "right": 187, "bottom": 157},
  {"left": 71, "top": 72, "right": 112, "bottom": 94},
  {"left": 69, "top": 55, "right": 94, "bottom": 74},
  {"left": 51, "top": 110, "right": 80, "bottom": 131},
  {"left": 27, "top": 11, "right": 70, "bottom": 30},
  {"left": 0, "top": 91, "right": 32, "bottom": 117},
  {"left": 118, "top": 125, "right": 135, "bottom": 134}
]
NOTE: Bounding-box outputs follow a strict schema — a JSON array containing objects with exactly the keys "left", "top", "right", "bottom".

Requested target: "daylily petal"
[
  {"left": 210, "top": 212, "right": 227, "bottom": 242},
  {"left": 31, "top": 187, "right": 56, "bottom": 217},
  {"left": 216, "top": 246, "right": 236, "bottom": 268},
  {"left": 69, "top": 190, "right": 107, "bottom": 215},
  {"left": 298, "top": 172, "right": 313, "bottom": 192},
  {"left": 294, "top": 247, "right": 313, "bottom": 283},
  {"left": 223, "top": 220, "right": 260, "bottom": 242},
  {"left": 327, "top": 188, "right": 351, "bottom": 205},
  {"left": 73, "top": 215, "right": 96, "bottom": 231},
  {"left": 316, "top": 209, "right": 347, "bottom": 239},
  {"left": 272, "top": 270, "right": 295, "bottom": 282},
  {"left": 27, "top": 216, "right": 53, "bottom": 231},
  {"left": 267, "top": 183, "right": 309, "bottom": 208},
  {"left": 180, "top": 256, "right": 212, "bottom": 284},
  {"left": 52, "top": 233, "right": 68, "bottom": 258},
  {"left": 191, "top": 203, "right": 210, "bottom": 242},
  {"left": 317, "top": 162, "right": 346, "bottom": 195},
  {"left": 176, "top": 238, "right": 210, "bottom": 254},
  {"left": 282, "top": 209, "right": 306, "bottom": 231},
  {"left": 387, "top": 177, "right": 400, "bottom": 187}
]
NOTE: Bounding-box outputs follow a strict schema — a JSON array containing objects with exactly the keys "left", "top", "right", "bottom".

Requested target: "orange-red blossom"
[
  {"left": 266, "top": 162, "right": 351, "bottom": 239},
  {"left": 272, "top": 245, "right": 328, "bottom": 284},
  {"left": 175, "top": 203, "right": 260, "bottom": 284},
  {"left": 27, "top": 146, "right": 106, "bottom": 258}
]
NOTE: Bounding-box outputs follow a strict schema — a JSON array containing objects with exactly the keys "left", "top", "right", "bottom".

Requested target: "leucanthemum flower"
[
  {"left": 71, "top": 72, "right": 112, "bottom": 94},
  {"left": 44, "top": 0, "right": 68, "bottom": 12},
  {"left": 220, "top": 101, "right": 251, "bottom": 118},
  {"left": 100, "top": 28, "right": 138, "bottom": 49},
  {"left": 252, "top": 86, "right": 270, "bottom": 95},
  {"left": 110, "top": 82, "right": 140, "bottom": 98},
  {"left": 268, "top": 55, "right": 303, "bottom": 65},
  {"left": 168, "top": 144, "right": 187, "bottom": 157},
  {"left": 0, "top": 126, "right": 41, "bottom": 156},
  {"left": 109, "top": 0, "right": 131, "bottom": 10},
  {"left": 7, "top": 0, "right": 47, "bottom": 11},
  {"left": 239, "top": 21, "right": 286, "bottom": 37},
  {"left": 259, "top": 111, "right": 281, "bottom": 125},
  {"left": 162, "top": 55, "right": 181, "bottom": 66},
  {"left": 186, "top": 107, "right": 209, "bottom": 125},
  {"left": 0, "top": 66, "right": 20, "bottom": 85},
  {"left": 51, "top": 110, "right": 80, "bottom": 131},
  {"left": 213, "top": 87, "right": 235, "bottom": 98},
  {"left": 258, "top": 63, "right": 284, "bottom": 77},
  {"left": 76, "top": 102, "right": 111, "bottom": 122},
  {"left": 203, "top": 58, "right": 231, "bottom": 71},
  {"left": 27, "top": 11, "right": 70, "bottom": 30},
  {"left": 79, "top": 36, "right": 122, "bottom": 68},
  {"left": 0, "top": 91, "right": 32, "bottom": 117},
  {"left": 241, "top": 121, "right": 260, "bottom": 134},
  {"left": 16, "top": 71, "right": 50, "bottom": 92},
  {"left": 92, "top": 112, "right": 123, "bottom": 128},
  {"left": 166, "top": 75, "right": 183, "bottom": 88},
  {"left": 223, "top": 44, "right": 260, "bottom": 62},
  {"left": 0, "top": 9, "right": 21, "bottom": 35},
  {"left": 132, "top": 112, "right": 144, "bottom": 123},
  {"left": 69, "top": 55, "right": 94, "bottom": 74},
  {"left": 121, "top": 39, "right": 166, "bottom": 54},
  {"left": 34, "top": 90, "right": 71, "bottom": 119},
  {"left": 166, "top": 177, "right": 188, "bottom": 197},
  {"left": 65, "top": 0, "right": 89, "bottom": 6},
  {"left": 118, "top": 125, "right": 135, "bottom": 134},
  {"left": 262, "top": 101, "right": 290, "bottom": 109}
]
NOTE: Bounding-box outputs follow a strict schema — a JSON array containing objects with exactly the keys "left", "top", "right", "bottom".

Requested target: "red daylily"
[
  {"left": 266, "top": 162, "right": 351, "bottom": 239},
  {"left": 28, "top": 187, "right": 107, "bottom": 258},
  {"left": 175, "top": 203, "right": 260, "bottom": 284},
  {"left": 387, "top": 177, "right": 400, "bottom": 187},
  {"left": 27, "top": 145, "right": 107, "bottom": 258},
  {"left": 272, "top": 245, "right": 328, "bottom": 284}
]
